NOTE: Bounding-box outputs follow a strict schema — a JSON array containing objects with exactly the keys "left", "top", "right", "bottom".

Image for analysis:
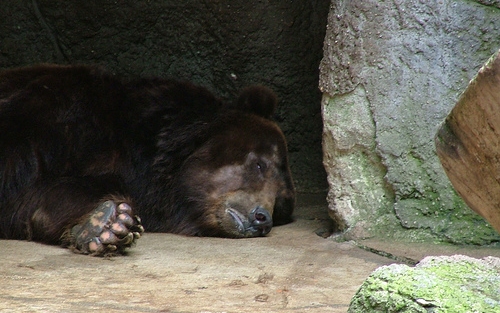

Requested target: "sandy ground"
[{"left": 1, "top": 194, "right": 499, "bottom": 313}]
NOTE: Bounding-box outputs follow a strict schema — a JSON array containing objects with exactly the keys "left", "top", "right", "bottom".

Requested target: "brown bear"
[{"left": 0, "top": 64, "right": 295, "bottom": 256}]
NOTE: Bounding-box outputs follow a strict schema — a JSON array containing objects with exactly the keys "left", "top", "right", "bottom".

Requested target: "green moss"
[{"left": 349, "top": 257, "right": 500, "bottom": 313}]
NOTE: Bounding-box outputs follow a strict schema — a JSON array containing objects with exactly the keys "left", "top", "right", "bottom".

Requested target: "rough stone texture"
[
  {"left": 322, "top": 86, "right": 395, "bottom": 237},
  {"left": 348, "top": 255, "right": 500, "bottom": 313},
  {"left": 0, "top": 0, "right": 330, "bottom": 193},
  {"left": 320, "top": 0, "right": 500, "bottom": 243},
  {"left": 476, "top": 0, "right": 500, "bottom": 8}
]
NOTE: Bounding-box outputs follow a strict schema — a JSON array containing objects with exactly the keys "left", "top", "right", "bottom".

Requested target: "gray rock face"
[
  {"left": 348, "top": 255, "right": 500, "bottom": 313},
  {"left": 320, "top": 0, "right": 500, "bottom": 243}
]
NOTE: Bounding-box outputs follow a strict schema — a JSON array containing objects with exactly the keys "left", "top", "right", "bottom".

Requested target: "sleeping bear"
[{"left": 0, "top": 64, "right": 295, "bottom": 256}]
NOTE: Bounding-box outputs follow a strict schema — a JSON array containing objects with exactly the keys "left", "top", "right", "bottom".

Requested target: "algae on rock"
[
  {"left": 348, "top": 255, "right": 500, "bottom": 313},
  {"left": 320, "top": 0, "right": 500, "bottom": 244}
]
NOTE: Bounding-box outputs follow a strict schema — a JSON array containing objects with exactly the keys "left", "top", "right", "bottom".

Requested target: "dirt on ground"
[{"left": 1, "top": 194, "right": 499, "bottom": 313}]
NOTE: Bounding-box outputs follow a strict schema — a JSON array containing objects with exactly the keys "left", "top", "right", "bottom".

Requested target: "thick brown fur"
[{"left": 0, "top": 64, "right": 295, "bottom": 250}]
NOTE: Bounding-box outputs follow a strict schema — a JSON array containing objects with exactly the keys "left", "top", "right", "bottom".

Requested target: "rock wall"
[
  {"left": 320, "top": 0, "right": 500, "bottom": 244},
  {"left": 0, "top": 0, "right": 330, "bottom": 193}
]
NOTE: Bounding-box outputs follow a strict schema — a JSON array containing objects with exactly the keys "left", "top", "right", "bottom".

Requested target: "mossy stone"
[{"left": 349, "top": 255, "right": 500, "bottom": 313}]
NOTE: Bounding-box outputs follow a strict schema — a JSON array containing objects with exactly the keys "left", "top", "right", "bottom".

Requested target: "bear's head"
[{"left": 173, "top": 86, "right": 295, "bottom": 238}]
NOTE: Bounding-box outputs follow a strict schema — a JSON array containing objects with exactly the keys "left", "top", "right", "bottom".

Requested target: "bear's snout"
[
  {"left": 248, "top": 206, "right": 273, "bottom": 236},
  {"left": 225, "top": 205, "right": 273, "bottom": 238}
]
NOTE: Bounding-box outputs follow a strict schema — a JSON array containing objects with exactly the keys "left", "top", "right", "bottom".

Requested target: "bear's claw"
[{"left": 70, "top": 200, "right": 144, "bottom": 256}]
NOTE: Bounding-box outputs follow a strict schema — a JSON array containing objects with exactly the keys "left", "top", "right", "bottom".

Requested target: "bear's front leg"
[
  {"left": 69, "top": 200, "right": 144, "bottom": 256},
  {"left": 21, "top": 176, "right": 145, "bottom": 256}
]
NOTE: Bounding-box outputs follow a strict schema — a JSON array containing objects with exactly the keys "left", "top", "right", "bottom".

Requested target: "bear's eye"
[{"left": 256, "top": 161, "right": 267, "bottom": 173}]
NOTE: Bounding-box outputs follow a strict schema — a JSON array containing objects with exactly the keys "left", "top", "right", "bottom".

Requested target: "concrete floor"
[{"left": 1, "top": 194, "right": 499, "bottom": 313}]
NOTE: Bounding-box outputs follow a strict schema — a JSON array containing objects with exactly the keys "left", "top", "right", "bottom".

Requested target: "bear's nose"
[{"left": 249, "top": 206, "right": 273, "bottom": 236}]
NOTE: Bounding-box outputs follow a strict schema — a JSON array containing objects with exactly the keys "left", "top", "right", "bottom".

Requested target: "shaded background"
[{"left": 0, "top": 0, "right": 330, "bottom": 193}]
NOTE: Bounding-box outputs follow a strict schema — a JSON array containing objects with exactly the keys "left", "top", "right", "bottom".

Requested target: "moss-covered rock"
[
  {"left": 320, "top": 0, "right": 500, "bottom": 244},
  {"left": 348, "top": 255, "right": 500, "bottom": 313}
]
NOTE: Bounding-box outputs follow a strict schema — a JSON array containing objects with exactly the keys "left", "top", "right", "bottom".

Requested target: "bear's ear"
[{"left": 235, "top": 85, "right": 277, "bottom": 119}]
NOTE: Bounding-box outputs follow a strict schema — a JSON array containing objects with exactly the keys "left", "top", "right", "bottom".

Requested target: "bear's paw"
[{"left": 70, "top": 200, "right": 144, "bottom": 256}]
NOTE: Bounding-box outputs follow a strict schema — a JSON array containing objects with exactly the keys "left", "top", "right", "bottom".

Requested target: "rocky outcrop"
[
  {"left": 320, "top": 0, "right": 500, "bottom": 243},
  {"left": 349, "top": 255, "right": 500, "bottom": 313}
]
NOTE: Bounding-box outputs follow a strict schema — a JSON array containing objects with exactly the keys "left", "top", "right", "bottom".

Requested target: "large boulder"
[
  {"left": 320, "top": 0, "right": 500, "bottom": 243},
  {"left": 349, "top": 255, "right": 500, "bottom": 313}
]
